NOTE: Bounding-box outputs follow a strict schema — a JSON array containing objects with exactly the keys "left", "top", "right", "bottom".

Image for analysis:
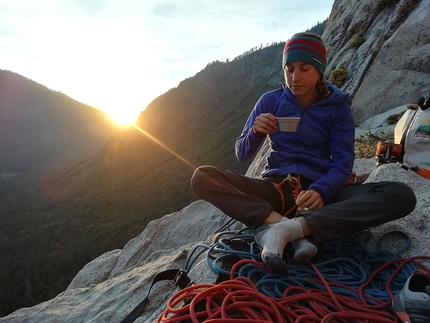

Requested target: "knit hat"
[{"left": 282, "top": 33, "right": 327, "bottom": 75}]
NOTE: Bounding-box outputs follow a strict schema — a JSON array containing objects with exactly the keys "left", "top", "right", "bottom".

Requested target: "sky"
[{"left": 0, "top": 0, "right": 334, "bottom": 124}]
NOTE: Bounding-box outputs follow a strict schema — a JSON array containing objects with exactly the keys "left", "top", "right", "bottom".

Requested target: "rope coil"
[{"left": 157, "top": 230, "right": 430, "bottom": 322}]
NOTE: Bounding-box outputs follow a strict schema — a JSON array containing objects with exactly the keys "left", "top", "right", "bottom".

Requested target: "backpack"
[
  {"left": 394, "top": 96, "right": 430, "bottom": 166},
  {"left": 393, "top": 94, "right": 430, "bottom": 178}
]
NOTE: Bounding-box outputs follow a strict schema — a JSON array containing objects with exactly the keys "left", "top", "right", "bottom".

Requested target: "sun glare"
[
  {"left": 94, "top": 102, "right": 142, "bottom": 125},
  {"left": 108, "top": 109, "right": 140, "bottom": 125}
]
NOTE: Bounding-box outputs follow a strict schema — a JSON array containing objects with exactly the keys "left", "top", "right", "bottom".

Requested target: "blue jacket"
[{"left": 235, "top": 82, "right": 355, "bottom": 203}]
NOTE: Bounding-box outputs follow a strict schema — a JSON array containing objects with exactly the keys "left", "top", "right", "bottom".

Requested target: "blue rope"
[
  {"left": 376, "top": 230, "right": 412, "bottom": 257},
  {"left": 206, "top": 233, "right": 262, "bottom": 275},
  {"left": 183, "top": 226, "right": 259, "bottom": 273},
  {"left": 184, "top": 243, "right": 210, "bottom": 272},
  {"left": 202, "top": 227, "right": 423, "bottom": 306},
  {"left": 182, "top": 220, "right": 424, "bottom": 310}
]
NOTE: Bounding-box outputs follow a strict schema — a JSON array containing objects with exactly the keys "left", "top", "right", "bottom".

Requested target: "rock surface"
[{"left": 324, "top": 0, "right": 430, "bottom": 124}]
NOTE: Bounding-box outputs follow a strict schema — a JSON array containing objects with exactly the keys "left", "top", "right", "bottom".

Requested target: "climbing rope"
[{"left": 157, "top": 230, "right": 430, "bottom": 323}]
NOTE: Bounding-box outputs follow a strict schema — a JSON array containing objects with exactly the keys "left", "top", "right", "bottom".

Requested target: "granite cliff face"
[
  {"left": 324, "top": 0, "right": 429, "bottom": 124},
  {"left": 1, "top": 0, "right": 430, "bottom": 322}
]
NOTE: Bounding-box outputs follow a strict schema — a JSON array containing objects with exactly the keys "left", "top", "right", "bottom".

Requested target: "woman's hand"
[
  {"left": 253, "top": 113, "right": 278, "bottom": 136},
  {"left": 296, "top": 190, "right": 323, "bottom": 211}
]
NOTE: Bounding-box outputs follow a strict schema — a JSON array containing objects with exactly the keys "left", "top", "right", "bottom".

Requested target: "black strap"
[{"left": 121, "top": 269, "right": 192, "bottom": 323}]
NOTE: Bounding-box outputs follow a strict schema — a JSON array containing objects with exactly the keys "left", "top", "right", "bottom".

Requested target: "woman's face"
[{"left": 284, "top": 61, "right": 320, "bottom": 106}]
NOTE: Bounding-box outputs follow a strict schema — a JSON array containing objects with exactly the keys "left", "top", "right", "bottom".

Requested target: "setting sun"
[
  {"left": 106, "top": 108, "right": 141, "bottom": 125},
  {"left": 93, "top": 98, "right": 144, "bottom": 125}
]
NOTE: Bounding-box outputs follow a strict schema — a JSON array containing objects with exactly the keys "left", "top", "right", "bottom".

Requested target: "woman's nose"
[{"left": 292, "top": 71, "right": 298, "bottom": 81}]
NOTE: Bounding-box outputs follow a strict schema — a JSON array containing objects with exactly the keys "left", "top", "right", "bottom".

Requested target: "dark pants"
[{"left": 191, "top": 165, "right": 416, "bottom": 244}]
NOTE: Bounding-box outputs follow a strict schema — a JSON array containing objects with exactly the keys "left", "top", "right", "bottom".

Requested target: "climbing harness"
[
  {"left": 270, "top": 174, "right": 302, "bottom": 217},
  {"left": 271, "top": 172, "right": 358, "bottom": 218}
]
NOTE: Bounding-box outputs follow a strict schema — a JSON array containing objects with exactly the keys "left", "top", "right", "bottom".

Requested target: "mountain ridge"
[{"left": 0, "top": 69, "right": 120, "bottom": 171}]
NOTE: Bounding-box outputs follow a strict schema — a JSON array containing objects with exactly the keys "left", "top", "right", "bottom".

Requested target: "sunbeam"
[{"left": 131, "top": 124, "right": 196, "bottom": 170}]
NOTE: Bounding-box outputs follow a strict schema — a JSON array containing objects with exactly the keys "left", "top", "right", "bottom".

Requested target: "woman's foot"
[
  {"left": 254, "top": 218, "right": 304, "bottom": 275},
  {"left": 292, "top": 238, "right": 318, "bottom": 264}
]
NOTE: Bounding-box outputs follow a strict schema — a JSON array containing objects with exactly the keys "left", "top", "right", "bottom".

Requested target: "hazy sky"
[{"left": 0, "top": 0, "right": 334, "bottom": 123}]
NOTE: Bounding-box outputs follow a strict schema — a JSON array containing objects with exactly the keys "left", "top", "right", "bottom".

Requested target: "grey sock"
[
  {"left": 254, "top": 218, "right": 304, "bottom": 275},
  {"left": 292, "top": 238, "right": 318, "bottom": 265}
]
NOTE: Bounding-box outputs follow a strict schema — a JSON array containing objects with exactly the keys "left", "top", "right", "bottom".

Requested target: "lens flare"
[{"left": 131, "top": 124, "right": 196, "bottom": 170}]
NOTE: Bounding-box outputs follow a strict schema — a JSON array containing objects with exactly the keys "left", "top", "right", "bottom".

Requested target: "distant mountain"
[
  {"left": 136, "top": 42, "right": 284, "bottom": 167},
  {"left": 0, "top": 42, "right": 286, "bottom": 316},
  {"left": 0, "top": 70, "right": 120, "bottom": 171},
  {"left": 0, "top": 26, "right": 325, "bottom": 315}
]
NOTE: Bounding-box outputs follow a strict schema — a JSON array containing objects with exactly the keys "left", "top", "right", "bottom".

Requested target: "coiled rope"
[{"left": 157, "top": 229, "right": 430, "bottom": 322}]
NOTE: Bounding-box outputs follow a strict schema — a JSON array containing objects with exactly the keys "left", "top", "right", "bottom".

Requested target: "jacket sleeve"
[
  {"left": 235, "top": 93, "right": 271, "bottom": 161},
  {"left": 307, "top": 103, "right": 355, "bottom": 202}
]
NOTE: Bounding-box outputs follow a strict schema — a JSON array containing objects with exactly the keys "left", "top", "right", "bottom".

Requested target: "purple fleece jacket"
[{"left": 235, "top": 82, "right": 355, "bottom": 203}]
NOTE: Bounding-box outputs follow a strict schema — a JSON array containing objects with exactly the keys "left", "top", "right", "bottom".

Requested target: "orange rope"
[{"left": 156, "top": 257, "right": 430, "bottom": 322}]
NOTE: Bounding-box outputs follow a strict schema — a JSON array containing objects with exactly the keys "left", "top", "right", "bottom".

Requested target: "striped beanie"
[{"left": 282, "top": 33, "right": 327, "bottom": 75}]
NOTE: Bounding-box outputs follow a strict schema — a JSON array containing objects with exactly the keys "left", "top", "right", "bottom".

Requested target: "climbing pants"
[{"left": 191, "top": 165, "right": 416, "bottom": 244}]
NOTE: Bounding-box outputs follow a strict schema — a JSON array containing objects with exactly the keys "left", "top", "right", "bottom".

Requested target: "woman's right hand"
[
  {"left": 253, "top": 113, "right": 278, "bottom": 136},
  {"left": 296, "top": 190, "right": 324, "bottom": 211}
]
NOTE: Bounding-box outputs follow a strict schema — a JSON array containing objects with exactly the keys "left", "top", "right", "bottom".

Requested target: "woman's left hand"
[{"left": 296, "top": 190, "right": 323, "bottom": 211}]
